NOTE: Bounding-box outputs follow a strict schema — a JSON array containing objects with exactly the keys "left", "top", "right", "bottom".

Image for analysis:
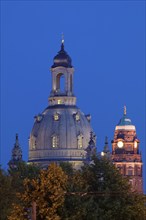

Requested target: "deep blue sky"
[{"left": 1, "top": 1, "right": 145, "bottom": 192}]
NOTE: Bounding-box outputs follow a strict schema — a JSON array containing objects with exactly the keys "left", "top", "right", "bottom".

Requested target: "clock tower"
[{"left": 112, "top": 106, "right": 143, "bottom": 193}]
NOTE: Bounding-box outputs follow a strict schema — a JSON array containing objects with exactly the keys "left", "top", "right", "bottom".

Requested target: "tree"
[
  {"left": 84, "top": 156, "right": 146, "bottom": 220},
  {"left": 7, "top": 159, "right": 146, "bottom": 220},
  {"left": 8, "top": 163, "right": 68, "bottom": 220},
  {"left": 0, "top": 162, "right": 40, "bottom": 220},
  {"left": 60, "top": 156, "right": 146, "bottom": 220},
  {"left": 9, "top": 161, "right": 40, "bottom": 193},
  {"left": 0, "top": 167, "right": 15, "bottom": 220}
]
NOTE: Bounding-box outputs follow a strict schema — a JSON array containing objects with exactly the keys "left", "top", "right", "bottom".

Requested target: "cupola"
[{"left": 51, "top": 41, "right": 72, "bottom": 68}]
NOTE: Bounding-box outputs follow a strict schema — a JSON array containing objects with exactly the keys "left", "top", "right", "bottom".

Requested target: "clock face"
[
  {"left": 134, "top": 141, "right": 137, "bottom": 148},
  {"left": 117, "top": 141, "right": 124, "bottom": 148}
]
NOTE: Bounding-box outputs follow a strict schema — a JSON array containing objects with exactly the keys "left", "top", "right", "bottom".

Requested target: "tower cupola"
[
  {"left": 51, "top": 41, "right": 72, "bottom": 68},
  {"left": 116, "top": 106, "right": 135, "bottom": 131},
  {"left": 49, "top": 39, "right": 76, "bottom": 106}
]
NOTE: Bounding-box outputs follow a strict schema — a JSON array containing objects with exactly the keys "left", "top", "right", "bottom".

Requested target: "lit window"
[
  {"left": 77, "top": 135, "right": 83, "bottom": 148},
  {"left": 52, "top": 136, "right": 58, "bottom": 148},
  {"left": 134, "top": 141, "right": 137, "bottom": 148},
  {"left": 101, "top": 152, "right": 104, "bottom": 156},
  {"left": 74, "top": 112, "right": 80, "bottom": 121},
  {"left": 76, "top": 114, "right": 80, "bottom": 121},
  {"left": 54, "top": 113, "right": 60, "bottom": 121},
  {"left": 32, "top": 141, "right": 36, "bottom": 149},
  {"left": 57, "top": 100, "right": 62, "bottom": 104}
]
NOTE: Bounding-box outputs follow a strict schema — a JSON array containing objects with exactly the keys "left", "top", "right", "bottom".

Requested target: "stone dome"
[
  {"left": 28, "top": 41, "right": 96, "bottom": 168},
  {"left": 29, "top": 105, "right": 94, "bottom": 167}
]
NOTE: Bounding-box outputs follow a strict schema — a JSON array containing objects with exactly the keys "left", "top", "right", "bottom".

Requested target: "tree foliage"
[
  {"left": 1, "top": 158, "right": 146, "bottom": 220},
  {"left": 8, "top": 163, "right": 68, "bottom": 220},
  {"left": 59, "top": 157, "right": 146, "bottom": 220},
  {"left": 0, "top": 162, "right": 40, "bottom": 220},
  {"left": 0, "top": 168, "right": 15, "bottom": 220},
  {"left": 9, "top": 161, "right": 40, "bottom": 192}
]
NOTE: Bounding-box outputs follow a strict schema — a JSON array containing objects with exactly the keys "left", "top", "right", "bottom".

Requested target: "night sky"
[{"left": 1, "top": 1, "right": 145, "bottom": 192}]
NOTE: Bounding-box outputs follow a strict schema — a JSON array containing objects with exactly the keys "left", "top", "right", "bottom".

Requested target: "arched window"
[
  {"left": 137, "top": 166, "right": 141, "bottom": 176},
  {"left": 127, "top": 166, "right": 134, "bottom": 176},
  {"left": 60, "top": 75, "right": 65, "bottom": 92},
  {"left": 77, "top": 134, "right": 83, "bottom": 148},
  {"left": 52, "top": 135, "right": 59, "bottom": 148},
  {"left": 56, "top": 73, "right": 65, "bottom": 94}
]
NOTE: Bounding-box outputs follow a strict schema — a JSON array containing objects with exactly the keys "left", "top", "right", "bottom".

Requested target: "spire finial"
[
  {"left": 103, "top": 136, "right": 110, "bottom": 155},
  {"left": 105, "top": 136, "right": 108, "bottom": 145},
  {"left": 61, "top": 32, "right": 64, "bottom": 44},
  {"left": 16, "top": 133, "right": 18, "bottom": 140},
  {"left": 61, "top": 32, "right": 64, "bottom": 51},
  {"left": 15, "top": 133, "right": 19, "bottom": 147},
  {"left": 124, "top": 105, "right": 126, "bottom": 116}
]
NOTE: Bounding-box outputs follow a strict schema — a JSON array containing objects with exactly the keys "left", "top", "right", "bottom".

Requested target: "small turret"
[
  {"left": 8, "top": 134, "right": 23, "bottom": 169},
  {"left": 86, "top": 132, "right": 96, "bottom": 160},
  {"left": 101, "top": 136, "right": 111, "bottom": 159}
]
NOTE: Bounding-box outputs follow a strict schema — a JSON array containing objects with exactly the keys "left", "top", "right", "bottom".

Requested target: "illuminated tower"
[
  {"left": 28, "top": 39, "right": 96, "bottom": 168},
  {"left": 111, "top": 106, "right": 143, "bottom": 193}
]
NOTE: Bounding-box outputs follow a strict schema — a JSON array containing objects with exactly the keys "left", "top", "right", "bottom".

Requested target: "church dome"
[
  {"left": 28, "top": 40, "right": 96, "bottom": 168},
  {"left": 51, "top": 42, "right": 72, "bottom": 68},
  {"left": 29, "top": 105, "right": 93, "bottom": 166}
]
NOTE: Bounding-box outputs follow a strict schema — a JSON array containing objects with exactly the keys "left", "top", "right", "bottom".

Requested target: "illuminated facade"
[
  {"left": 111, "top": 106, "right": 143, "bottom": 193},
  {"left": 28, "top": 40, "right": 96, "bottom": 168}
]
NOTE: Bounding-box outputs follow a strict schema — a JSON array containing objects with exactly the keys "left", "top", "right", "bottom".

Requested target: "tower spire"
[
  {"left": 8, "top": 134, "right": 23, "bottom": 169},
  {"left": 15, "top": 133, "right": 19, "bottom": 147},
  {"left": 124, "top": 105, "right": 126, "bottom": 116},
  {"left": 101, "top": 136, "right": 111, "bottom": 158},
  {"left": 103, "top": 136, "right": 110, "bottom": 153}
]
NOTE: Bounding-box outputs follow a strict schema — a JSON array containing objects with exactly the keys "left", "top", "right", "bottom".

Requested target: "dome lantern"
[{"left": 49, "top": 40, "right": 76, "bottom": 106}]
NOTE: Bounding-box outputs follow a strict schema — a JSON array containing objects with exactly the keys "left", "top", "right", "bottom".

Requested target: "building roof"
[
  {"left": 117, "top": 114, "right": 132, "bottom": 126},
  {"left": 116, "top": 106, "right": 135, "bottom": 130},
  {"left": 51, "top": 42, "right": 72, "bottom": 68},
  {"left": 29, "top": 105, "right": 94, "bottom": 164}
]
